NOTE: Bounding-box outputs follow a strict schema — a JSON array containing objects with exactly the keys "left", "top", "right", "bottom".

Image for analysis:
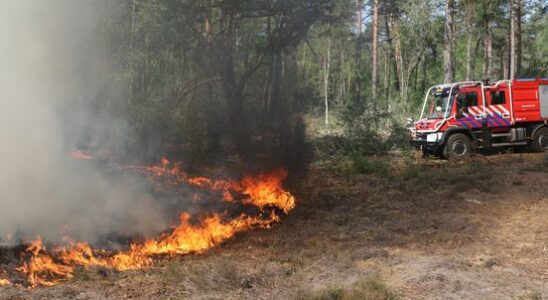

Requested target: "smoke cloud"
[{"left": 0, "top": 1, "right": 167, "bottom": 245}]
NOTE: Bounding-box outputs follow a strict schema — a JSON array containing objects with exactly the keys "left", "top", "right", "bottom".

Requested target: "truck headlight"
[{"left": 426, "top": 133, "right": 442, "bottom": 143}]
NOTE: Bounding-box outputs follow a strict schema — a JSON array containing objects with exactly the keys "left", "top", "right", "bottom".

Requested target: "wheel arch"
[
  {"left": 440, "top": 127, "right": 476, "bottom": 147},
  {"left": 530, "top": 123, "right": 548, "bottom": 140}
]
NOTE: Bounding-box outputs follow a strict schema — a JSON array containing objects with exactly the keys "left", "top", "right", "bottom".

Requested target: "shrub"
[
  {"left": 351, "top": 153, "right": 392, "bottom": 177},
  {"left": 298, "top": 277, "right": 397, "bottom": 300}
]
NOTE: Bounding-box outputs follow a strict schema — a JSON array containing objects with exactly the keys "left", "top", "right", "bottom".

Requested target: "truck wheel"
[
  {"left": 530, "top": 127, "right": 548, "bottom": 152},
  {"left": 444, "top": 133, "right": 472, "bottom": 160}
]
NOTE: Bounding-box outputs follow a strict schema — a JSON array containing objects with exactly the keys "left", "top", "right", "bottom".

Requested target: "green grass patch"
[
  {"left": 298, "top": 277, "right": 397, "bottom": 300},
  {"left": 351, "top": 153, "right": 392, "bottom": 178}
]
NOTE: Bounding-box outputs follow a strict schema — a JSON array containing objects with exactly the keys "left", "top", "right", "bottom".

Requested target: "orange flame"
[
  {"left": 127, "top": 158, "right": 296, "bottom": 211},
  {"left": 16, "top": 238, "right": 74, "bottom": 287},
  {"left": 7, "top": 159, "right": 295, "bottom": 287},
  {"left": 0, "top": 268, "right": 10, "bottom": 286},
  {"left": 0, "top": 276, "right": 9, "bottom": 286}
]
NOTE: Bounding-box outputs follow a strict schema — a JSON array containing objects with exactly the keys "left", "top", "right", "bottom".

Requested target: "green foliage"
[
  {"left": 314, "top": 133, "right": 389, "bottom": 159},
  {"left": 351, "top": 153, "right": 391, "bottom": 177},
  {"left": 301, "top": 287, "right": 344, "bottom": 300}
]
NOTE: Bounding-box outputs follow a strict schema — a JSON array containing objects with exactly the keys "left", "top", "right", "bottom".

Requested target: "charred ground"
[{"left": 1, "top": 151, "right": 547, "bottom": 299}]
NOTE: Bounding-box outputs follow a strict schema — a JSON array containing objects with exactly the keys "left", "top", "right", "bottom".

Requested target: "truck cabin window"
[
  {"left": 457, "top": 92, "right": 478, "bottom": 117},
  {"left": 465, "top": 92, "right": 478, "bottom": 107},
  {"left": 491, "top": 91, "right": 506, "bottom": 105},
  {"left": 428, "top": 88, "right": 457, "bottom": 119}
]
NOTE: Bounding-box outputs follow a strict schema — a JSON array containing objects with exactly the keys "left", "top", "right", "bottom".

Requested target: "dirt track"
[{"left": 1, "top": 153, "right": 547, "bottom": 299}]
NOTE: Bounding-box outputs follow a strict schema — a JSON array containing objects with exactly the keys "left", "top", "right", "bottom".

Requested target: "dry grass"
[{"left": 2, "top": 152, "right": 547, "bottom": 299}]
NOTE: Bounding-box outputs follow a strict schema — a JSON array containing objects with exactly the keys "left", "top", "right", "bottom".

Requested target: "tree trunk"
[
  {"left": 510, "top": 0, "right": 516, "bottom": 80},
  {"left": 421, "top": 51, "right": 427, "bottom": 98},
  {"left": 222, "top": 54, "right": 250, "bottom": 158},
  {"left": 483, "top": 18, "right": 493, "bottom": 79},
  {"left": 465, "top": 0, "right": 474, "bottom": 80},
  {"left": 372, "top": 0, "right": 379, "bottom": 98},
  {"left": 270, "top": 49, "right": 283, "bottom": 119},
  {"left": 471, "top": 36, "right": 482, "bottom": 80},
  {"left": 504, "top": 34, "right": 511, "bottom": 79},
  {"left": 340, "top": 51, "right": 346, "bottom": 102},
  {"left": 383, "top": 46, "right": 389, "bottom": 102},
  {"left": 128, "top": 0, "right": 136, "bottom": 106},
  {"left": 385, "top": 16, "right": 400, "bottom": 93},
  {"left": 324, "top": 35, "right": 331, "bottom": 129},
  {"left": 302, "top": 46, "right": 307, "bottom": 82},
  {"left": 218, "top": 8, "right": 252, "bottom": 158},
  {"left": 393, "top": 21, "right": 404, "bottom": 98},
  {"left": 516, "top": 0, "right": 522, "bottom": 76},
  {"left": 387, "top": 16, "right": 404, "bottom": 97},
  {"left": 443, "top": 0, "right": 455, "bottom": 83},
  {"left": 354, "top": 0, "right": 364, "bottom": 106}
]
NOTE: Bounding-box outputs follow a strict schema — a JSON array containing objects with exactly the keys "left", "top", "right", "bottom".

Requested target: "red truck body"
[{"left": 410, "top": 79, "right": 548, "bottom": 158}]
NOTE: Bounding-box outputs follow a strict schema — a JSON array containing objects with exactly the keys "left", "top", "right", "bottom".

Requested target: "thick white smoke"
[{"left": 0, "top": 1, "right": 168, "bottom": 245}]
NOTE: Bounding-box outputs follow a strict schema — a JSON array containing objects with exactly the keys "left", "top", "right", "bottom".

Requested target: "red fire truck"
[{"left": 410, "top": 79, "right": 548, "bottom": 159}]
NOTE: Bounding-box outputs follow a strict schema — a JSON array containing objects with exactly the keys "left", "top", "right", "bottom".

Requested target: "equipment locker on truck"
[{"left": 409, "top": 78, "right": 548, "bottom": 159}]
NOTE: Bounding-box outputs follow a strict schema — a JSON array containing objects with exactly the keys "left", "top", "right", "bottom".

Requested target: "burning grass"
[
  {"left": 1, "top": 157, "right": 296, "bottom": 288},
  {"left": 0, "top": 277, "right": 9, "bottom": 287}
]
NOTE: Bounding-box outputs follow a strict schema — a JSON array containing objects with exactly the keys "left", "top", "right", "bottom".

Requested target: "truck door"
[
  {"left": 486, "top": 88, "right": 512, "bottom": 128},
  {"left": 456, "top": 90, "right": 484, "bottom": 129}
]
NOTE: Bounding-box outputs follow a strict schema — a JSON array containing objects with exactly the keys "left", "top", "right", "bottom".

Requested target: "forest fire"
[{"left": 1, "top": 158, "right": 295, "bottom": 288}]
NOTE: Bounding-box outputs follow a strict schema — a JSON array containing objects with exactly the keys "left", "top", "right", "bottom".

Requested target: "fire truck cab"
[{"left": 410, "top": 79, "right": 548, "bottom": 159}]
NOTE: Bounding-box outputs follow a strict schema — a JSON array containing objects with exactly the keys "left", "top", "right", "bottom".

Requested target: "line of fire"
[{"left": 1, "top": 156, "right": 296, "bottom": 287}]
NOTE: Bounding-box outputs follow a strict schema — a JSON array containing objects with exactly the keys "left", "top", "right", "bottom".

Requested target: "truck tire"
[
  {"left": 530, "top": 127, "right": 548, "bottom": 152},
  {"left": 444, "top": 133, "right": 472, "bottom": 160}
]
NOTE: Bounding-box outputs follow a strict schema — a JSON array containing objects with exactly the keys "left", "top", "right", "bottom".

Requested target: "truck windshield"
[{"left": 426, "top": 88, "right": 457, "bottom": 119}]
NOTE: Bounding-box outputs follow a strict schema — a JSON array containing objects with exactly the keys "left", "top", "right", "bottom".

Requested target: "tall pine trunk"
[
  {"left": 510, "top": 0, "right": 517, "bottom": 80},
  {"left": 128, "top": 0, "right": 136, "bottom": 106},
  {"left": 483, "top": 18, "right": 493, "bottom": 79},
  {"left": 354, "top": 0, "right": 364, "bottom": 106},
  {"left": 465, "top": 0, "right": 474, "bottom": 80},
  {"left": 516, "top": 0, "right": 522, "bottom": 76},
  {"left": 384, "top": 46, "right": 389, "bottom": 102},
  {"left": 372, "top": 0, "right": 379, "bottom": 98},
  {"left": 324, "top": 35, "right": 331, "bottom": 129},
  {"left": 218, "top": 7, "right": 251, "bottom": 158},
  {"left": 443, "top": 0, "right": 455, "bottom": 83},
  {"left": 385, "top": 16, "right": 400, "bottom": 93},
  {"left": 387, "top": 17, "right": 404, "bottom": 98},
  {"left": 504, "top": 34, "right": 511, "bottom": 79}
]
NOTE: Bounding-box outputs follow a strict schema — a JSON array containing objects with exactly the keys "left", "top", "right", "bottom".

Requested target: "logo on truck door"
[
  {"left": 486, "top": 90, "right": 512, "bottom": 127},
  {"left": 486, "top": 105, "right": 512, "bottom": 127}
]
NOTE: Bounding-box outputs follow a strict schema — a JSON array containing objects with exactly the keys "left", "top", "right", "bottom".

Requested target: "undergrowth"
[{"left": 298, "top": 277, "right": 397, "bottom": 300}]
